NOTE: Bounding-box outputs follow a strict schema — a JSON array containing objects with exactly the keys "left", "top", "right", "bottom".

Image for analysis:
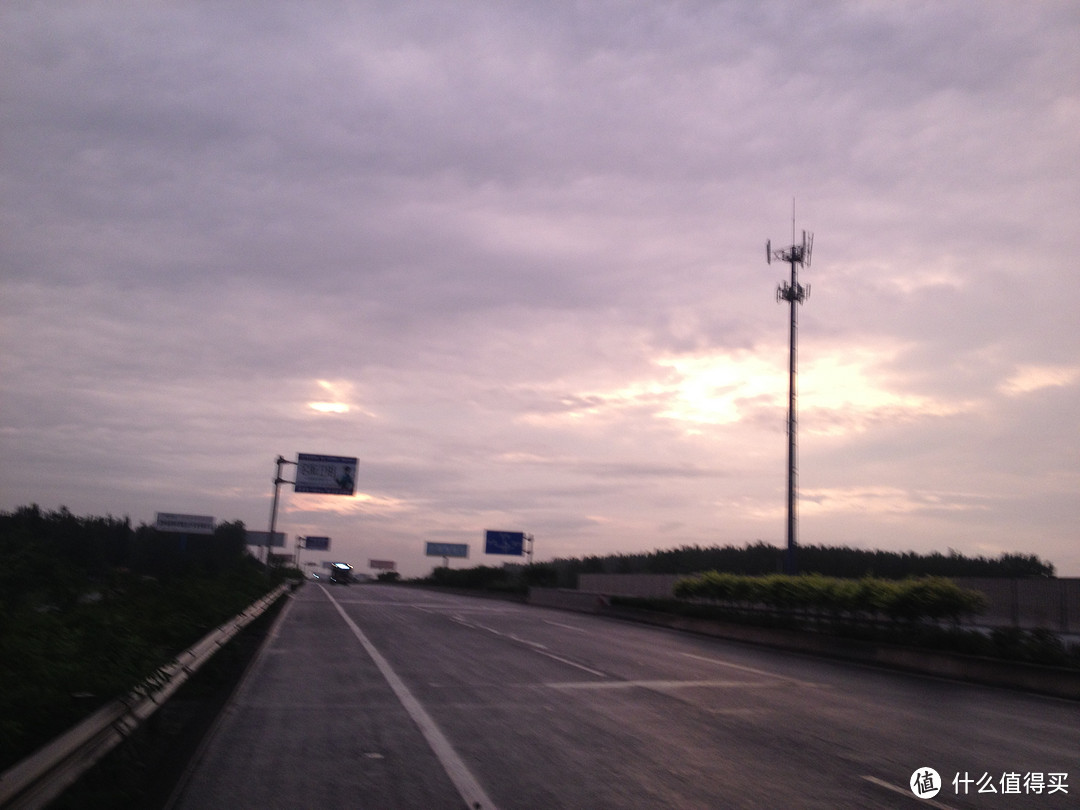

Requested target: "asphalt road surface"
[{"left": 169, "top": 584, "right": 1078, "bottom": 809}]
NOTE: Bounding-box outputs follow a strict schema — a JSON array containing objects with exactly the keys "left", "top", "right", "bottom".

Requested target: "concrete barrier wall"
[
  {"left": 528, "top": 588, "right": 610, "bottom": 612},
  {"left": 953, "top": 578, "right": 1079, "bottom": 633},
  {"left": 576, "top": 573, "right": 1080, "bottom": 634},
  {"left": 577, "top": 573, "right": 684, "bottom": 599}
]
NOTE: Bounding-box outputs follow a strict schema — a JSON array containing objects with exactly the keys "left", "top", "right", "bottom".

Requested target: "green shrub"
[{"left": 674, "top": 572, "right": 986, "bottom": 627}]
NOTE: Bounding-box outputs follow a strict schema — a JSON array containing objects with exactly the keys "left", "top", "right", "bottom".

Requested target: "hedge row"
[
  {"left": 0, "top": 563, "right": 286, "bottom": 772},
  {"left": 673, "top": 572, "right": 987, "bottom": 624}
]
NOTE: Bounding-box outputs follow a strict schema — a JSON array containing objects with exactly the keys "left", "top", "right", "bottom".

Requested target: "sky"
[{"left": 2, "top": 2, "right": 1078, "bottom": 579}]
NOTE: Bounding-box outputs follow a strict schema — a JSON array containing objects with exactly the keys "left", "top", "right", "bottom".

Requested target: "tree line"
[
  {"left": 548, "top": 541, "right": 1054, "bottom": 586},
  {"left": 0, "top": 505, "right": 286, "bottom": 772},
  {"left": 0, "top": 504, "right": 252, "bottom": 600},
  {"left": 420, "top": 541, "right": 1053, "bottom": 594}
]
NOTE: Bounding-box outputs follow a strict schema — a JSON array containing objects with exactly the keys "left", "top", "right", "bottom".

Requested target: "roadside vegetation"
[
  {"left": 613, "top": 583, "right": 1080, "bottom": 671},
  {"left": 418, "top": 543, "right": 1077, "bottom": 670},
  {"left": 672, "top": 571, "right": 987, "bottom": 624},
  {"left": 550, "top": 541, "right": 1054, "bottom": 584},
  {"left": 420, "top": 541, "right": 1054, "bottom": 595},
  {"left": 0, "top": 505, "right": 295, "bottom": 772}
]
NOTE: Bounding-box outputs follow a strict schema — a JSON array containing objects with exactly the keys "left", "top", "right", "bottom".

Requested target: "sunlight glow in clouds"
[
  {"left": 999, "top": 365, "right": 1080, "bottom": 396},
  {"left": 286, "top": 491, "right": 406, "bottom": 518},
  {"left": 800, "top": 346, "right": 974, "bottom": 436},
  {"left": 563, "top": 342, "right": 971, "bottom": 438},
  {"left": 519, "top": 343, "right": 975, "bottom": 439},
  {"left": 657, "top": 352, "right": 781, "bottom": 426},
  {"left": 309, "top": 402, "right": 350, "bottom": 414},
  {"left": 307, "top": 379, "right": 355, "bottom": 415},
  {"left": 513, "top": 352, "right": 780, "bottom": 430}
]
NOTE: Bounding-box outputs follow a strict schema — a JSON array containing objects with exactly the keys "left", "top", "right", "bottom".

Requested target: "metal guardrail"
[{"left": 0, "top": 583, "right": 290, "bottom": 810}]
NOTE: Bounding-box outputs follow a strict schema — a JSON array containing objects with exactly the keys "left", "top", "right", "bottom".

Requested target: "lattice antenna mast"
[{"left": 766, "top": 218, "right": 812, "bottom": 575}]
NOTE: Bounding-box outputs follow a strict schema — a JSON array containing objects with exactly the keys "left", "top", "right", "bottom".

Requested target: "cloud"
[
  {"left": 999, "top": 365, "right": 1080, "bottom": 396},
  {"left": 2, "top": 2, "right": 1079, "bottom": 576}
]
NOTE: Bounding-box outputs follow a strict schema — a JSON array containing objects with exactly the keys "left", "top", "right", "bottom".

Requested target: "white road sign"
[{"left": 155, "top": 512, "right": 215, "bottom": 534}]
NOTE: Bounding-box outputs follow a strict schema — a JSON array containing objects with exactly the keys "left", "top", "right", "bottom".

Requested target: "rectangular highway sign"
[
  {"left": 484, "top": 530, "right": 525, "bottom": 555},
  {"left": 155, "top": 513, "right": 215, "bottom": 534},
  {"left": 294, "top": 453, "right": 357, "bottom": 495},
  {"left": 425, "top": 542, "right": 469, "bottom": 558}
]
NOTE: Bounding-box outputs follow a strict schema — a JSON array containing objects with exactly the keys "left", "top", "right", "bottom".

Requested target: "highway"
[{"left": 169, "top": 584, "right": 1078, "bottom": 809}]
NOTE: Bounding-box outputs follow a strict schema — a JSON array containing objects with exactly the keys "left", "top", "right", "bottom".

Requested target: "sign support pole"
[{"left": 267, "top": 455, "right": 296, "bottom": 566}]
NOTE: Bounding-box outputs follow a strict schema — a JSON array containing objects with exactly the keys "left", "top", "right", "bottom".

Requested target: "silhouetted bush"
[{"left": 0, "top": 505, "right": 282, "bottom": 771}]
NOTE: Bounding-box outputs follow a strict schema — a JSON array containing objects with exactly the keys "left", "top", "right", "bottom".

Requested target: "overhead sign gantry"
[{"left": 263, "top": 452, "right": 357, "bottom": 564}]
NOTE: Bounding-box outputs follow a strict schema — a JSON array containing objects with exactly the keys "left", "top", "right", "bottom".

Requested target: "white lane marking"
[
  {"left": 679, "top": 652, "right": 821, "bottom": 687},
  {"left": 452, "top": 616, "right": 607, "bottom": 677},
  {"left": 414, "top": 604, "right": 513, "bottom": 613},
  {"left": 350, "top": 598, "right": 512, "bottom": 613},
  {"left": 861, "top": 776, "right": 959, "bottom": 810},
  {"left": 323, "top": 586, "right": 499, "bottom": 810},
  {"left": 451, "top": 616, "right": 539, "bottom": 641},
  {"left": 546, "top": 679, "right": 770, "bottom": 690},
  {"left": 542, "top": 620, "right": 589, "bottom": 632},
  {"left": 535, "top": 652, "right": 607, "bottom": 678},
  {"left": 455, "top": 618, "right": 549, "bottom": 650}
]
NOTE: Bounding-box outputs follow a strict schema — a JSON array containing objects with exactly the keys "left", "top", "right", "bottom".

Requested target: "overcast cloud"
[{"left": 2, "top": 2, "right": 1078, "bottom": 577}]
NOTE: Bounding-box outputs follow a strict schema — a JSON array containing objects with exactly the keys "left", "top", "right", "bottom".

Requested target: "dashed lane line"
[
  {"left": 451, "top": 616, "right": 608, "bottom": 677},
  {"left": 541, "top": 620, "right": 590, "bottom": 632}
]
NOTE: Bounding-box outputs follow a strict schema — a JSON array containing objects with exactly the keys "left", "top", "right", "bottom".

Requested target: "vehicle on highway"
[{"left": 328, "top": 562, "right": 352, "bottom": 584}]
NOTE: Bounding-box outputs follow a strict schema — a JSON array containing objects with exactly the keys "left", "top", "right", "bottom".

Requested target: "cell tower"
[{"left": 766, "top": 213, "right": 813, "bottom": 575}]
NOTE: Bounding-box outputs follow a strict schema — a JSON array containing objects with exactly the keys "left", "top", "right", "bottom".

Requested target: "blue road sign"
[{"left": 484, "top": 530, "right": 525, "bottom": 556}]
